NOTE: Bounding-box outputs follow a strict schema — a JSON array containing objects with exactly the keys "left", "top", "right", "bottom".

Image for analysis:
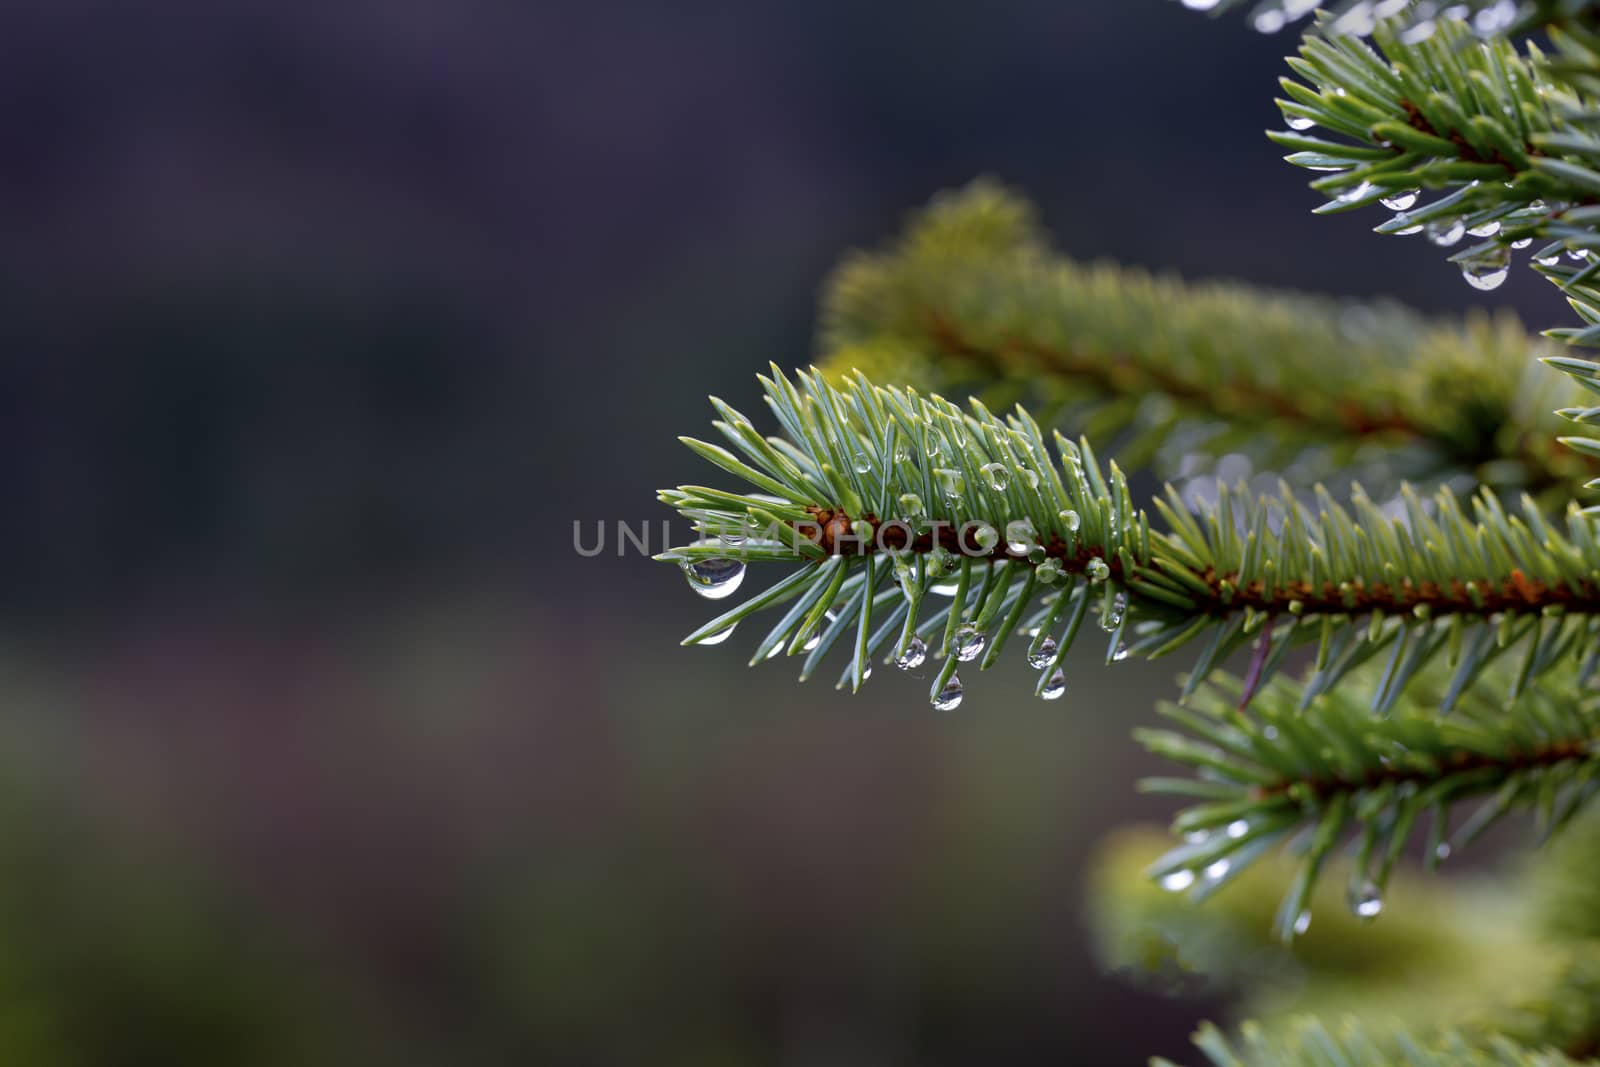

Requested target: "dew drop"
[
  {"left": 1426, "top": 219, "right": 1465, "bottom": 247},
  {"left": 1350, "top": 879, "right": 1384, "bottom": 920},
  {"left": 1159, "top": 869, "right": 1196, "bottom": 892},
  {"left": 980, "top": 463, "right": 1010, "bottom": 492},
  {"left": 932, "top": 676, "right": 964, "bottom": 711},
  {"left": 954, "top": 625, "right": 987, "bottom": 662},
  {"left": 1337, "top": 180, "right": 1375, "bottom": 204},
  {"left": 1570, "top": 249, "right": 1590, "bottom": 264},
  {"left": 1203, "top": 859, "right": 1231, "bottom": 881},
  {"left": 1460, "top": 247, "right": 1510, "bottom": 291},
  {"left": 893, "top": 444, "right": 911, "bottom": 464},
  {"left": 1040, "top": 668, "right": 1067, "bottom": 701},
  {"left": 1255, "top": 9, "right": 1286, "bottom": 32},
  {"left": 1086, "top": 558, "right": 1111, "bottom": 583},
  {"left": 682, "top": 558, "right": 747, "bottom": 600},
  {"left": 1511, "top": 237, "right": 1532, "bottom": 249},
  {"left": 1380, "top": 189, "right": 1418, "bottom": 211},
  {"left": 1028, "top": 637, "right": 1058, "bottom": 669},
  {"left": 1006, "top": 519, "right": 1037, "bottom": 556},
  {"left": 1535, "top": 251, "right": 1562, "bottom": 267},
  {"left": 700, "top": 624, "right": 737, "bottom": 646},
  {"left": 1293, "top": 910, "right": 1312, "bottom": 936},
  {"left": 1100, "top": 591, "right": 1128, "bottom": 632},
  {"left": 1112, "top": 644, "right": 1130, "bottom": 661},
  {"left": 1226, "top": 819, "right": 1250, "bottom": 839},
  {"left": 896, "top": 636, "right": 927, "bottom": 671},
  {"left": 802, "top": 611, "right": 836, "bottom": 652},
  {"left": 929, "top": 579, "right": 961, "bottom": 597},
  {"left": 719, "top": 528, "right": 747, "bottom": 548},
  {"left": 1466, "top": 219, "right": 1501, "bottom": 238},
  {"left": 1435, "top": 842, "right": 1452, "bottom": 862},
  {"left": 899, "top": 492, "right": 925, "bottom": 518},
  {"left": 1059, "top": 509, "right": 1081, "bottom": 532},
  {"left": 1180, "top": 0, "right": 1219, "bottom": 9}
]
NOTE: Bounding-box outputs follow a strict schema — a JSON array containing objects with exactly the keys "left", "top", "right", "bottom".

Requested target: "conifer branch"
[
  {"left": 820, "top": 182, "right": 1588, "bottom": 499},
  {"left": 1170, "top": 1017, "right": 1586, "bottom": 1067},
  {"left": 1187, "top": 0, "right": 1593, "bottom": 39},
  {"left": 1139, "top": 657, "right": 1600, "bottom": 943},
  {"left": 658, "top": 369, "right": 1600, "bottom": 711}
]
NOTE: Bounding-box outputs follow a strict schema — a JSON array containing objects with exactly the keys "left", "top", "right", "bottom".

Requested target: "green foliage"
[
  {"left": 821, "top": 181, "right": 1587, "bottom": 499},
  {"left": 653, "top": 2, "right": 1600, "bottom": 1062}
]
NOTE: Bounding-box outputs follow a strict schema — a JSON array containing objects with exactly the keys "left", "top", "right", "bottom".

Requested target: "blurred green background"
[{"left": 0, "top": 1, "right": 1574, "bottom": 1063}]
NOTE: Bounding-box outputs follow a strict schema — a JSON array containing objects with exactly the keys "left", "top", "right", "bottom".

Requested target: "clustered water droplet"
[
  {"left": 682, "top": 558, "right": 747, "bottom": 600},
  {"left": 1100, "top": 591, "right": 1128, "bottom": 632},
  {"left": 896, "top": 636, "right": 927, "bottom": 671},
  {"left": 932, "top": 676, "right": 964, "bottom": 711},
  {"left": 954, "top": 625, "right": 987, "bottom": 662}
]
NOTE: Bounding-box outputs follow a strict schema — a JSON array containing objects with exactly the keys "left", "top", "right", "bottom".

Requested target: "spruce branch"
[
  {"left": 658, "top": 368, "right": 1600, "bottom": 712},
  {"left": 1184, "top": 0, "right": 1593, "bottom": 39},
  {"left": 820, "top": 182, "right": 1588, "bottom": 499},
  {"left": 1168, "top": 1017, "right": 1587, "bottom": 1067},
  {"left": 1139, "top": 657, "right": 1600, "bottom": 943}
]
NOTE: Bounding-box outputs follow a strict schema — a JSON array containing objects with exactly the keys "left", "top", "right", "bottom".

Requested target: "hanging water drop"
[
  {"left": 1466, "top": 219, "right": 1501, "bottom": 238},
  {"left": 930, "top": 578, "right": 961, "bottom": 597},
  {"left": 896, "top": 636, "right": 927, "bottom": 671},
  {"left": 1254, "top": 9, "right": 1286, "bottom": 32},
  {"left": 932, "top": 676, "right": 964, "bottom": 711},
  {"left": 802, "top": 611, "right": 836, "bottom": 652},
  {"left": 1159, "top": 869, "right": 1196, "bottom": 892},
  {"left": 1336, "top": 180, "right": 1375, "bottom": 204},
  {"left": 1380, "top": 189, "right": 1418, "bottom": 211},
  {"left": 980, "top": 462, "right": 1010, "bottom": 492},
  {"left": 1535, "top": 251, "right": 1562, "bottom": 267},
  {"left": 1569, "top": 249, "right": 1590, "bottom": 264},
  {"left": 1293, "top": 910, "right": 1312, "bottom": 936},
  {"left": 718, "top": 527, "right": 747, "bottom": 548},
  {"left": 954, "top": 625, "right": 987, "bottom": 662},
  {"left": 1006, "top": 519, "right": 1037, "bottom": 556},
  {"left": 1112, "top": 644, "right": 1129, "bottom": 661},
  {"left": 682, "top": 558, "right": 747, "bottom": 600},
  {"left": 1040, "top": 668, "right": 1067, "bottom": 701},
  {"left": 1086, "top": 558, "right": 1111, "bottom": 583},
  {"left": 1100, "top": 591, "right": 1128, "bottom": 632},
  {"left": 1460, "top": 246, "right": 1510, "bottom": 291},
  {"left": 1511, "top": 237, "right": 1531, "bottom": 249},
  {"left": 1426, "top": 219, "right": 1465, "bottom": 247},
  {"left": 893, "top": 443, "right": 911, "bottom": 464},
  {"left": 700, "top": 624, "right": 737, "bottom": 646},
  {"left": 1350, "top": 879, "right": 1384, "bottom": 920},
  {"left": 1028, "top": 637, "right": 1058, "bottom": 669}
]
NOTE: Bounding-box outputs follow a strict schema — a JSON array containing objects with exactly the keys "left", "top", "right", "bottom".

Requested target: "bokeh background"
[{"left": 0, "top": 1, "right": 1573, "bottom": 1063}]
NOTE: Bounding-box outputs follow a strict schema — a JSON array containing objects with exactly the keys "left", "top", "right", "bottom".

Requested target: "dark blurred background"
[{"left": 0, "top": 1, "right": 1569, "bottom": 1064}]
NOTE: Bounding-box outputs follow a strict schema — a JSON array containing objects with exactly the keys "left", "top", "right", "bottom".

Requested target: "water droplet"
[
  {"left": 1226, "top": 819, "right": 1250, "bottom": 839},
  {"left": 1028, "top": 638, "right": 1058, "bottom": 669},
  {"left": 972, "top": 523, "right": 1000, "bottom": 553},
  {"left": 1028, "top": 545, "right": 1048, "bottom": 565},
  {"left": 1460, "top": 247, "right": 1510, "bottom": 291},
  {"left": 802, "top": 611, "right": 835, "bottom": 652},
  {"left": 1100, "top": 591, "right": 1128, "bottom": 632},
  {"left": 1111, "top": 644, "right": 1129, "bottom": 661},
  {"left": 1293, "top": 910, "right": 1312, "bottom": 936},
  {"left": 1536, "top": 251, "right": 1562, "bottom": 267},
  {"left": 854, "top": 452, "right": 873, "bottom": 475},
  {"left": 1019, "top": 468, "right": 1040, "bottom": 490},
  {"left": 893, "top": 444, "right": 911, "bottom": 464},
  {"left": 1350, "top": 879, "right": 1384, "bottom": 920},
  {"left": 682, "top": 558, "right": 747, "bottom": 600},
  {"left": 929, "top": 579, "right": 961, "bottom": 597},
  {"left": 899, "top": 492, "right": 925, "bottom": 518},
  {"left": 896, "top": 636, "right": 927, "bottom": 671},
  {"left": 719, "top": 528, "right": 747, "bottom": 548},
  {"left": 1262, "top": 725, "right": 1280, "bottom": 740},
  {"left": 954, "top": 625, "right": 987, "bottom": 662},
  {"left": 1159, "top": 870, "right": 1196, "bottom": 892},
  {"left": 926, "top": 436, "right": 942, "bottom": 459},
  {"left": 932, "top": 676, "right": 964, "bottom": 711},
  {"left": 1059, "top": 509, "right": 1081, "bottom": 532},
  {"left": 700, "top": 624, "right": 737, "bottom": 646},
  {"left": 1337, "top": 180, "right": 1375, "bottom": 204},
  {"left": 1426, "top": 219, "right": 1465, "bottom": 247},
  {"left": 1570, "top": 249, "right": 1589, "bottom": 264},
  {"left": 1255, "top": 9, "right": 1286, "bottom": 32},
  {"left": 1005, "top": 519, "right": 1037, "bottom": 556},
  {"left": 1380, "top": 189, "right": 1418, "bottom": 211},
  {"left": 980, "top": 463, "right": 1010, "bottom": 492},
  {"left": 1203, "top": 859, "right": 1230, "bottom": 881},
  {"left": 1466, "top": 219, "right": 1501, "bottom": 238},
  {"left": 1392, "top": 213, "right": 1423, "bottom": 236},
  {"left": 1435, "top": 842, "right": 1452, "bottom": 862},
  {"left": 1038, "top": 667, "right": 1067, "bottom": 700},
  {"left": 1511, "top": 237, "right": 1532, "bottom": 249},
  {"left": 1086, "top": 558, "right": 1111, "bottom": 583}
]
